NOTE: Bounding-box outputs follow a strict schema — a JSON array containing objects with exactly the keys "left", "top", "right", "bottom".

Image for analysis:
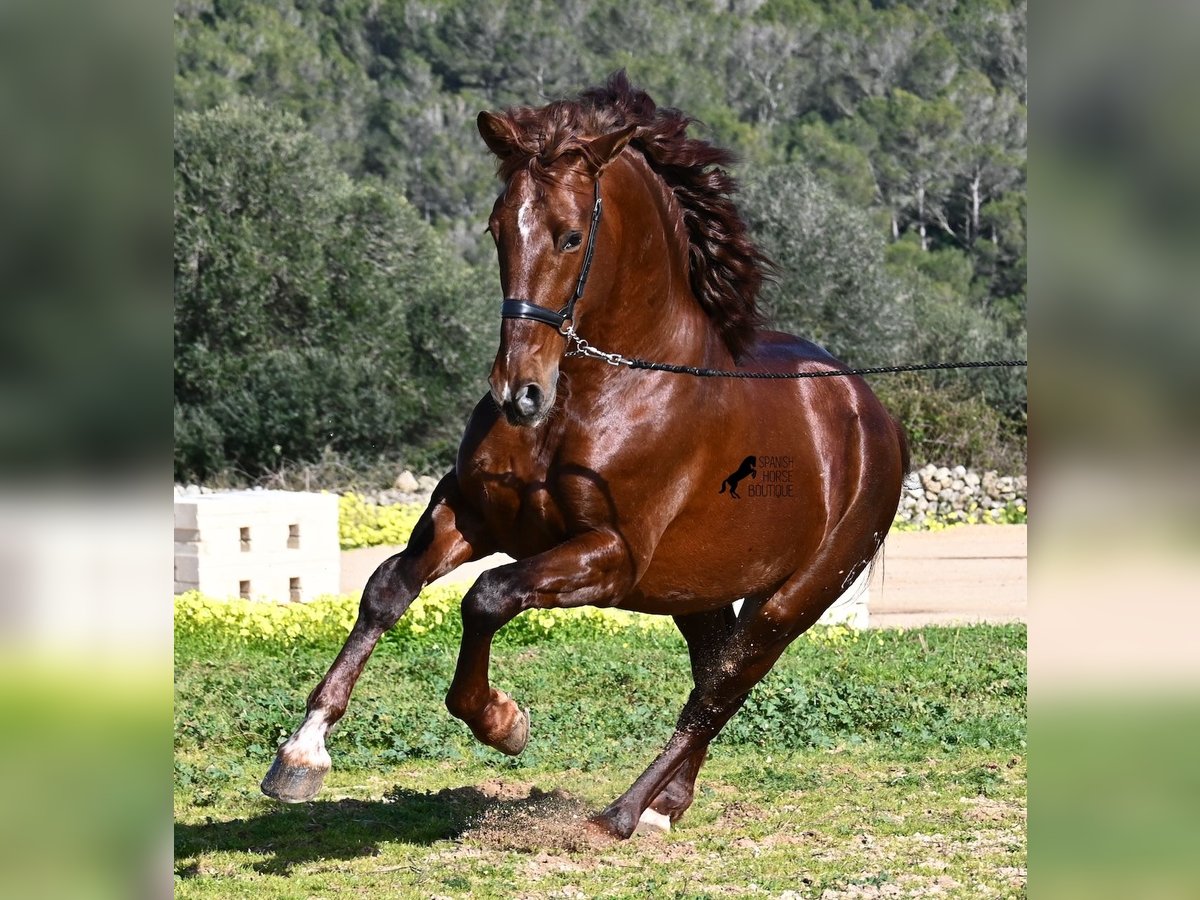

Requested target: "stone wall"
[{"left": 896, "top": 464, "right": 1027, "bottom": 527}]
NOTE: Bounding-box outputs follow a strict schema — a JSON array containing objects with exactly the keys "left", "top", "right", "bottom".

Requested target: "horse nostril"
[{"left": 514, "top": 383, "right": 543, "bottom": 417}]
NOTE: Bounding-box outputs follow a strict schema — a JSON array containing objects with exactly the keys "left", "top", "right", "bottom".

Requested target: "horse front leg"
[
  {"left": 261, "top": 475, "right": 487, "bottom": 802},
  {"left": 444, "top": 530, "right": 633, "bottom": 755}
]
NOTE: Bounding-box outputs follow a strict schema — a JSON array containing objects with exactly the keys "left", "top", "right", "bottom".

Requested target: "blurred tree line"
[{"left": 175, "top": 0, "right": 1026, "bottom": 481}]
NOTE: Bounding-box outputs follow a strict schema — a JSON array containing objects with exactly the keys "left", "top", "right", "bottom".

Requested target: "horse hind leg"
[
  {"left": 261, "top": 475, "right": 485, "bottom": 803},
  {"left": 591, "top": 552, "right": 864, "bottom": 839},
  {"left": 640, "top": 606, "right": 739, "bottom": 831}
]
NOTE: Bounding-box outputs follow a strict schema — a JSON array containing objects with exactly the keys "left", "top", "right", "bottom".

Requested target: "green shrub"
[
  {"left": 333, "top": 492, "right": 1025, "bottom": 556},
  {"left": 741, "top": 164, "right": 912, "bottom": 365},
  {"left": 874, "top": 372, "right": 1025, "bottom": 471},
  {"left": 338, "top": 494, "right": 425, "bottom": 549},
  {"left": 893, "top": 499, "right": 1027, "bottom": 532},
  {"left": 173, "top": 100, "right": 492, "bottom": 481},
  {"left": 173, "top": 588, "right": 668, "bottom": 654}
]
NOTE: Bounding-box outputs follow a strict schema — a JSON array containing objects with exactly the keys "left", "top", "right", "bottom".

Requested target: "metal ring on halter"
[{"left": 558, "top": 318, "right": 574, "bottom": 336}]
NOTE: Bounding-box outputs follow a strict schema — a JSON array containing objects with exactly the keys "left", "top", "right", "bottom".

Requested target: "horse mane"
[{"left": 490, "top": 71, "right": 771, "bottom": 360}]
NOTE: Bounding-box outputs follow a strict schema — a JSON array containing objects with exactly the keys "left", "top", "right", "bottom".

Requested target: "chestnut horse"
[{"left": 262, "top": 73, "right": 909, "bottom": 839}]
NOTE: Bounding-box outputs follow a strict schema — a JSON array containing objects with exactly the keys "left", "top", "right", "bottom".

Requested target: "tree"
[
  {"left": 941, "top": 71, "right": 1025, "bottom": 247},
  {"left": 947, "top": 0, "right": 1027, "bottom": 100},
  {"left": 861, "top": 88, "right": 963, "bottom": 248},
  {"left": 174, "top": 100, "right": 492, "bottom": 480},
  {"left": 786, "top": 118, "right": 879, "bottom": 208},
  {"left": 174, "top": 0, "right": 374, "bottom": 172},
  {"left": 725, "top": 18, "right": 819, "bottom": 132},
  {"left": 739, "top": 163, "right": 913, "bottom": 364}
]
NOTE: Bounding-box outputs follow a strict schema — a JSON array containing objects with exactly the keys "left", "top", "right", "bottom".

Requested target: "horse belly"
[{"left": 622, "top": 492, "right": 820, "bottom": 615}]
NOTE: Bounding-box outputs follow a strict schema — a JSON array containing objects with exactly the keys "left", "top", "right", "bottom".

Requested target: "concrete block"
[
  {"left": 174, "top": 554, "right": 199, "bottom": 584},
  {"left": 173, "top": 491, "right": 340, "bottom": 603}
]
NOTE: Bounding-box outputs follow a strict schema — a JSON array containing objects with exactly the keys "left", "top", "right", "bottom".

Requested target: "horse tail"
[{"left": 891, "top": 413, "right": 912, "bottom": 477}]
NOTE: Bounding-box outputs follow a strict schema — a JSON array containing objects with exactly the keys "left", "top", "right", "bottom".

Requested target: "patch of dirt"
[
  {"left": 996, "top": 866, "right": 1027, "bottom": 887},
  {"left": 818, "top": 874, "right": 962, "bottom": 899},
  {"left": 899, "top": 874, "right": 962, "bottom": 893},
  {"left": 729, "top": 832, "right": 810, "bottom": 856},
  {"left": 904, "top": 823, "right": 1024, "bottom": 853},
  {"left": 716, "top": 800, "right": 767, "bottom": 827},
  {"left": 819, "top": 882, "right": 906, "bottom": 899},
  {"left": 475, "top": 778, "right": 538, "bottom": 800},
  {"left": 523, "top": 850, "right": 589, "bottom": 880},
  {"left": 513, "top": 889, "right": 589, "bottom": 900},
  {"left": 462, "top": 786, "right": 614, "bottom": 853},
  {"left": 619, "top": 834, "right": 701, "bottom": 862},
  {"left": 960, "top": 796, "right": 1026, "bottom": 823}
]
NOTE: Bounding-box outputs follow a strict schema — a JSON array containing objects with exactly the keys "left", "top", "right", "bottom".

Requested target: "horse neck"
[{"left": 585, "top": 156, "right": 729, "bottom": 367}]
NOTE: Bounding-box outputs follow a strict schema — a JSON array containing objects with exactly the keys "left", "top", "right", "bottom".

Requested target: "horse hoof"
[
  {"left": 634, "top": 808, "right": 671, "bottom": 835},
  {"left": 260, "top": 755, "right": 329, "bottom": 803},
  {"left": 495, "top": 706, "right": 529, "bottom": 756},
  {"left": 586, "top": 810, "right": 635, "bottom": 841}
]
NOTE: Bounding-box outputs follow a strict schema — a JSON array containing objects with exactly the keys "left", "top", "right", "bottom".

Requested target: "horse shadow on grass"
[{"left": 175, "top": 784, "right": 590, "bottom": 877}]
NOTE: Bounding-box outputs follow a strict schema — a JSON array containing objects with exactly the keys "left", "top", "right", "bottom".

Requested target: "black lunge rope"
[
  {"left": 623, "top": 357, "right": 1028, "bottom": 379},
  {"left": 561, "top": 327, "right": 1026, "bottom": 379}
]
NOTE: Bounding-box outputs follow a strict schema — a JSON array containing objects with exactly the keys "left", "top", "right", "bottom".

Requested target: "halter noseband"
[{"left": 499, "top": 178, "right": 603, "bottom": 334}]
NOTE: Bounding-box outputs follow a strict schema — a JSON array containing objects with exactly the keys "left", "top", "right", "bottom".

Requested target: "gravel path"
[{"left": 866, "top": 525, "right": 1026, "bottom": 628}]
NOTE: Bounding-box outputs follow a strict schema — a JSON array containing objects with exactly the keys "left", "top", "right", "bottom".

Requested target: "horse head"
[{"left": 478, "top": 111, "right": 636, "bottom": 426}]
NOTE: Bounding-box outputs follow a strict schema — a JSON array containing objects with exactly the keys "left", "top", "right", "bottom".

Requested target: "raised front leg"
[
  {"left": 262, "top": 475, "right": 486, "bottom": 802},
  {"left": 444, "top": 529, "right": 635, "bottom": 755}
]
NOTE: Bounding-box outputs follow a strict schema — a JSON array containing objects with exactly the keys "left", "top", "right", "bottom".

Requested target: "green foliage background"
[
  {"left": 175, "top": 615, "right": 1026, "bottom": 776},
  {"left": 174, "top": 0, "right": 1026, "bottom": 480}
]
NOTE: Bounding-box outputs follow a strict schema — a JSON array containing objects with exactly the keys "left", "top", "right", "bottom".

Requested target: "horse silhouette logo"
[{"left": 719, "top": 455, "right": 757, "bottom": 499}]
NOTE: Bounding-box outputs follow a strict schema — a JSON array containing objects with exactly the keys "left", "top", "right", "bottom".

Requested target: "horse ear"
[
  {"left": 478, "top": 111, "right": 520, "bottom": 158},
  {"left": 583, "top": 124, "right": 637, "bottom": 172}
]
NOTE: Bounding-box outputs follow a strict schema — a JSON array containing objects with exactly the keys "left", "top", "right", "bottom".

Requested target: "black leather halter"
[{"left": 499, "top": 178, "right": 602, "bottom": 333}]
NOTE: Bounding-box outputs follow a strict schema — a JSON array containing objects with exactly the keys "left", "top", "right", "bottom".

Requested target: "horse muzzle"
[
  {"left": 490, "top": 367, "right": 559, "bottom": 426},
  {"left": 490, "top": 319, "right": 562, "bottom": 426},
  {"left": 497, "top": 381, "right": 555, "bottom": 426}
]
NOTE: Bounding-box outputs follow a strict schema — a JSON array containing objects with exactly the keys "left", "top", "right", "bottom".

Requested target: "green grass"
[{"left": 175, "top": 624, "right": 1026, "bottom": 897}]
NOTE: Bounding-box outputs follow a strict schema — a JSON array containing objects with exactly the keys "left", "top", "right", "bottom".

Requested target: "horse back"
[{"left": 743, "top": 329, "right": 843, "bottom": 370}]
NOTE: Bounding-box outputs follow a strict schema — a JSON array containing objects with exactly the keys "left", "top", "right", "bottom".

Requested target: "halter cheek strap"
[{"left": 500, "top": 178, "right": 603, "bottom": 333}]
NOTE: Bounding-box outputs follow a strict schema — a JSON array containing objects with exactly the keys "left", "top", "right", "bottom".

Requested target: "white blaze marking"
[
  {"left": 517, "top": 198, "right": 535, "bottom": 242},
  {"left": 279, "top": 710, "right": 332, "bottom": 769}
]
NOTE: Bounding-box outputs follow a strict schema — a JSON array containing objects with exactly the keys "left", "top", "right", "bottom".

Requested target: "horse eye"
[{"left": 560, "top": 231, "right": 583, "bottom": 252}]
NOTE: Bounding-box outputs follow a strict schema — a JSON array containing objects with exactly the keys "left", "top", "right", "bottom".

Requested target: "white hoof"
[{"left": 634, "top": 808, "right": 672, "bottom": 835}]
